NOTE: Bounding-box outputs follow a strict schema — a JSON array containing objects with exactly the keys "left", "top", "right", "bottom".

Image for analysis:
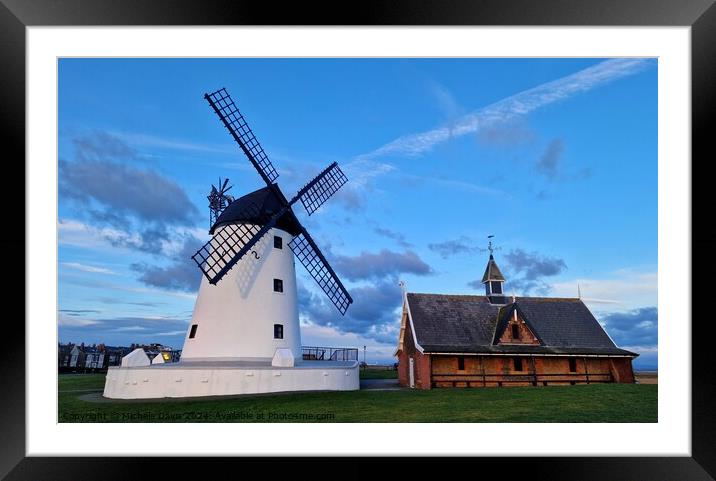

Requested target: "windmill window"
[
  {"left": 568, "top": 358, "right": 577, "bottom": 373},
  {"left": 457, "top": 356, "right": 465, "bottom": 371},
  {"left": 189, "top": 324, "right": 198, "bottom": 339},
  {"left": 273, "top": 278, "right": 284, "bottom": 293},
  {"left": 513, "top": 357, "right": 523, "bottom": 371},
  {"left": 511, "top": 324, "right": 520, "bottom": 340},
  {"left": 274, "top": 236, "right": 283, "bottom": 249},
  {"left": 274, "top": 324, "right": 284, "bottom": 339},
  {"left": 491, "top": 281, "right": 503, "bottom": 294}
]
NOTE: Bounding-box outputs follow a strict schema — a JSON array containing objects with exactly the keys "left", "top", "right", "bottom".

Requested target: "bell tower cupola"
[{"left": 481, "top": 236, "right": 507, "bottom": 305}]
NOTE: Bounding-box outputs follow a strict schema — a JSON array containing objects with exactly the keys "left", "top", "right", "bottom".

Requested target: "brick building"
[{"left": 395, "top": 253, "right": 637, "bottom": 389}]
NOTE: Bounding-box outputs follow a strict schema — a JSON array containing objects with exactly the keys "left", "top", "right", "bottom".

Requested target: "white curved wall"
[
  {"left": 104, "top": 362, "right": 360, "bottom": 399},
  {"left": 180, "top": 225, "right": 301, "bottom": 361}
]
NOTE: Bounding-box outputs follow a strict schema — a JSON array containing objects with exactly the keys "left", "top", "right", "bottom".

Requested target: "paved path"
[{"left": 359, "top": 379, "right": 402, "bottom": 391}]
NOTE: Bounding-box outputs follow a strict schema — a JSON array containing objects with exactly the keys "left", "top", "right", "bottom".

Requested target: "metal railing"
[{"left": 302, "top": 346, "right": 358, "bottom": 361}]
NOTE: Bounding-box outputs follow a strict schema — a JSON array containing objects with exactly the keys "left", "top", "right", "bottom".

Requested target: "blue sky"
[{"left": 57, "top": 58, "right": 658, "bottom": 368}]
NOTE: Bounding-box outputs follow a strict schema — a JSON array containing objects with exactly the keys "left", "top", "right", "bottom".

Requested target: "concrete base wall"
[{"left": 104, "top": 362, "right": 360, "bottom": 399}]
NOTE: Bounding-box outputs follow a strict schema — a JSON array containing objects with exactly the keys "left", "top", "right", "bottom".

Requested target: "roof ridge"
[
  {"left": 407, "top": 292, "right": 488, "bottom": 298},
  {"left": 407, "top": 292, "right": 581, "bottom": 302},
  {"left": 517, "top": 296, "right": 581, "bottom": 302}
]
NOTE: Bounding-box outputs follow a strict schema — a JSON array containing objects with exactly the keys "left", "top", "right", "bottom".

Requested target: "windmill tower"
[
  {"left": 103, "top": 88, "right": 359, "bottom": 399},
  {"left": 180, "top": 88, "right": 352, "bottom": 364}
]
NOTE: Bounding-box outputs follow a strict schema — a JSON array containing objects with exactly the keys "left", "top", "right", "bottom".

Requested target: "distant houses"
[{"left": 58, "top": 342, "right": 180, "bottom": 372}]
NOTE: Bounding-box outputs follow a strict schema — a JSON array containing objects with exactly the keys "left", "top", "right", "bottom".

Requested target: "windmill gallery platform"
[
  {"left": 104, "top": 359, "right": 358, "bottom": 399},
  {"left": 104, "top": 88, "right": 359, "bottom": 399}
]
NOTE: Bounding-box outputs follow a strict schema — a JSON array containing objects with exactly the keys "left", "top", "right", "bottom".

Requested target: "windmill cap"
[{"left": 210, "top": 185, "right": 302, "bottom": 236}]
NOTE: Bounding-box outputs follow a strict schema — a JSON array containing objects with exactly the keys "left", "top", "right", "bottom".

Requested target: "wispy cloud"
[
  {"left": 426, "top": 78, "right": 464, "bottom": 121},
  {"left": 397, "top": 173, "right": 505, "bottom": 196},
  {"left": 362, "top": 59, "right": 653, "bottom": 160},
  {"left": 61, "top": 262, "right": 116, "bottom": 275},
  {"left": 111, "top": 131, "right": 235, "bottom": 155},
  {"left": 60, "top": 274, "right": 197, "bottom": 301}
]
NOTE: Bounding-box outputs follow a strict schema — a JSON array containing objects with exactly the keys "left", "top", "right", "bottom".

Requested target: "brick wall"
[
  {"left": 496, "top": 312, "right": 540, "bottom": 345},
  {"left": 397, "top": 317, "right": 432, "bottom": 389},
  {"left": 609, "top": 357, "right": 636, "bottom": 383}
]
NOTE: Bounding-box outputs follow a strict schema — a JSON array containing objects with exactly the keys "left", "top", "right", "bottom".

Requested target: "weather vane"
[{"left": 480, "top": 234, "right": 501, "bottom": 256}]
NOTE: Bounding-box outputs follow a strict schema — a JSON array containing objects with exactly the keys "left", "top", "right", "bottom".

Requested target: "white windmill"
[{"left": 104, "top": 88, "right": 358, "bottom": 399}]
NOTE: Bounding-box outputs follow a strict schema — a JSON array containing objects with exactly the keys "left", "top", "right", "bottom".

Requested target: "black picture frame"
[{"left": 2, "top": 0, "right": 713, "bottom": 479}]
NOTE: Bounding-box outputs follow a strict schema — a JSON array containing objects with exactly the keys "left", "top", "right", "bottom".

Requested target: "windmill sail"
[
  {"left": 191, "top": 202, "right": 277, "bottom": 284},
  {"left": 204, "top": 88, "right": 279, "bottom": 185},
  {"left": 289, "top": 227, "right": 353, "bottom": 315},
  {"left": 295, "top": 162, "right": 348, "bottom": 215}
]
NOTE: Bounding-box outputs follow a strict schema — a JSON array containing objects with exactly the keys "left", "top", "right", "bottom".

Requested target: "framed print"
[{"left": 2, "top": 0, "right": 715, "bottom": 479}]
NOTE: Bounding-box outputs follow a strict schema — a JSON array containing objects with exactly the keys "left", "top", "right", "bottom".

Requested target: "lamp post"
[{"left": 363, "top": 345, "right": 366, "bottom": 366}]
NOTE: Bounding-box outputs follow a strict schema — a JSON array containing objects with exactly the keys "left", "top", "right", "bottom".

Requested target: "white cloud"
[
  {"left": 113, "top": 326, "right": 148, "bottom": 332},
  {"left": 152, "top": 330, "right": 188, "bottom": 337},
  {"left": 620, "top": 345, "right": 658, "bottom": 353},
  {"left": 57, "top": 313, "right": 100, "bottom": 327},
  {"left": 58, "top": 218, "right": 136, "bottom": 250},
  {"left": 551, "top": 269, "right": 657, "bottom": 312}
]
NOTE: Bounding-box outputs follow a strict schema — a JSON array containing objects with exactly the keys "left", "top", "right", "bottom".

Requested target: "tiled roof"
[
  {"left": 406, "top": 293, "right": 636, "bottom": 357},
  {"left": 407, "top": 294, "right": 500, "bottom": 349},
  {"left": 515, "top": 297, "right": 620, "bottom": 350}
]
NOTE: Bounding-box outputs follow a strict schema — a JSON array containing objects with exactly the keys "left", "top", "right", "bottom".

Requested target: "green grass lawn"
[
  {"left": 58, "top": 374, "right": 656, "bottom": 423},
  {"left": 359, "top": 368, "right": 398, "bottom": 379}
]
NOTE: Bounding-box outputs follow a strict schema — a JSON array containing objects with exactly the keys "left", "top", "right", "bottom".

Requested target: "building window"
[
  {"left": 189, "top": 324, "right": 198, "bottom": 339},
  {"left": 491, "top": 281, "right": 503, "bottom": 294},
  {"left": 457, "top": 356, "right": 465, "bottom": 371},
  {"left": 513, "top": 357, "right": 523, "bottom": 371},
  {"left": 273, "top": 278, "right": 284, "bottom": 293},
  {"left": 511, "top": 324, "right": 520, "bottom": 340},
  {"left": 568, "top": 358, "right": 577, "bottom": 373},
  {"left": 274, "top": 235, "right": 283, "bottom": 249},
  {"left": 274, "top": 324, "right": 284, "bottom": 339}
]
